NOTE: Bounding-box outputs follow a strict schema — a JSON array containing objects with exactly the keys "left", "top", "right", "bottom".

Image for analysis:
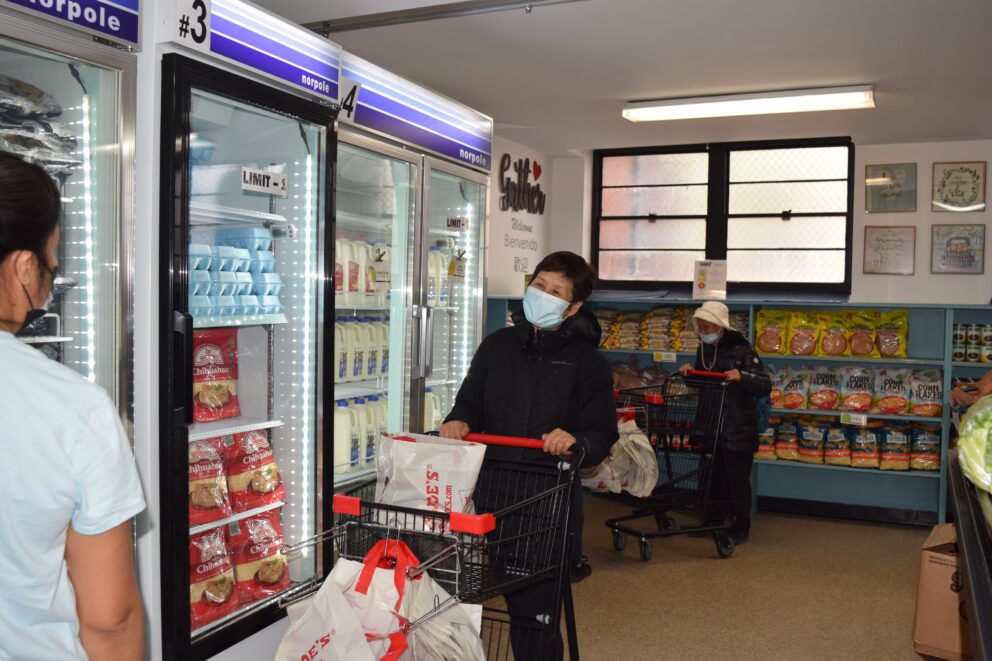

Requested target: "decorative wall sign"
[
  {"left": 932, "top": 161, "right": 987, "bottom": 212},
  {"left": 865, "top": 163, "right": 916, "bottom": 213},
  {"left": 498, "top": 153, "right": 546, "bottom": 214},
  {"left": 931, "top": 224, "right": 985, "bottom": 274},
  {"left": 863, "top": 226, "right": 915, "bottom": 275}
]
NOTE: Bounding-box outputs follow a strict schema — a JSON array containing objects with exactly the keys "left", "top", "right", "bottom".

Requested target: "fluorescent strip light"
[{"left": 623, "top": 85, "right": 875, "bottom": 122}]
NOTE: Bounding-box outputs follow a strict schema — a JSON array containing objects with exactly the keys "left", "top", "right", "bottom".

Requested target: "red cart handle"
[
  {"left": 464, "top": 433, "right": 545, "bottom": 449},
  {"left": 685, "top": 369, "right": 729, "bottom": 379}
]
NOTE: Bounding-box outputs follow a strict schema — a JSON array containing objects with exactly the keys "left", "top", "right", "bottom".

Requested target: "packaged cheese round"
[
  {"left": 775, "top": 417, "right": 800, "bottom": 461},
  {"left": 226, "top": 429, "right": 285, "bottom": 513},
  {"left": 819, "top": 312, "right": 848, "bottom": 356},
  {"left": 755, "top": 309, "right": 789, "bottom": 355},
  {"left": 787, "top": 311, "right": 821, "bottom": 356},
  {"left": 192, "top": 329, "right": 241, "bottom": 423},
  {"left": 189, "top": 527, "right": 238, "bottom": 630},
  {"left": 824, "top": 425, "right": 851, "bottom": 466},
  {"left": 781, "top": 369, "right": 811, "bottom": 410},
  {"left": 880, "top": 423, "right": 911, "bottom": 471},
  {"left": 841, "top": 366, "right": 874, "bottom": 412},
  {"left": 872, "top": 368, "right": 911, "bottom": 415},
  {"left": 228, "top": 509, "right": 290, "bottom": 605},
  {"left": 851, "top": 422, "right": 883, "bottom": 468},
  {"left": 909, "top": 370, "right": 943, "bottom": 417},
  {"left": 188, "top": 437, "right": 232, "bottom": 526},
  {"left": 809, "top": 366, "right": 843, "bottom": 410},
  {"left": 910, "top": 424, "right": 941, "bottom": 471}
]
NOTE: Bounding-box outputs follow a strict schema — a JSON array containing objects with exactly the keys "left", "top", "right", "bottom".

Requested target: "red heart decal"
[{"left": 532, "top": 161, "right": 542, "bottom": 181}]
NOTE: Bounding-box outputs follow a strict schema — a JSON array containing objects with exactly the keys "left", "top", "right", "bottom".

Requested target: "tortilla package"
[
  {"left": 780, "top": 369, "right": 811, "bottom": 410},
  {"left": 875, "top": 310, "right": 909, "bottom": 358},
  {"left": 911, "top": 424, "right": 941, "bottom": 471},
  {"left": 909, "top": 370, "right": 943, "bottom": 417},
  {"left": 190, "top": 527, "right": 238, "bottom": 630},
  {"left": 755, "top": 310, "right": 789, "bottom": 355},
  {"left": 228, "top": 509, "right": 290, "bottom": 605},
  {"left": 775, "top": 418, "right": 800, "bottom": 461},
  {"left": 824, "top": 426, "right": 851, "bottom": 466},
  {"left": 226, "top": 429, "right": 285, "bottom": 513},
  {"left": 872, "top": 368, "right": 911, "bottom": 415},
  {"left": 851, "top": 422, "right": 883, "bottom": 469},
  {"left": 787, "top": 311, "right": 821, "bottom": 356},
  {"left": 797, "top": 419, "right": 828, "bottom": 464},
  {"left": 809, "top": 366, "right": 843, "bottom": 410},
  {"left": 819, "top": 312, "right": 848, "bottom": 356},
  {"left": 769, "top": 368, "right": 789, "bottom": 408},
  {"left": 188, "top": 438, "right": 232, "bottom": 526},
  {"left": 755, "top": 416, "right": 779, "bottom": 461},
  {"left": 193, "top": 329, "right": 241, "bottom": 423},
  {"left": 880, "top": 423, "right": 911, "bottom": 471},
  {"left": 843, "top": 310, "right": 879, "bottom": 358},
  {"left": 841, "top": 366, "right": 874, "bottom": 412}
]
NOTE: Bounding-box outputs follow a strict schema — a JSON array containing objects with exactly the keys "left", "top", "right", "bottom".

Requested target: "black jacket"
[
  {"left": 445, "top": 306, "right": 618, "bottom": 467},
  {"left": 693, "top": 330, "right": 772, "bottom": 452}
]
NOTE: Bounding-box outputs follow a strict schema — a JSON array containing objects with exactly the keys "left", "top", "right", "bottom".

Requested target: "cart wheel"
[
  {"left": 655, "top": 514, "right": 677, "bottom": 532},
  {"left": 612, "top": 531, "right": 627, "bottom": 552},
  {"left": 639, "top": 539, "right": 653, "bottom": 562},
  {"left": 716, "top": 534, "right": 736, "bottom": 558}
]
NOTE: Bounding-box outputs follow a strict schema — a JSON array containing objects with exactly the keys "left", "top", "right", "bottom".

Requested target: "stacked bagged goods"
[
  {"left": 775, "top": 418, "right": 800, "bottom": 461},
  {"left": 819, "top": 312, "right": 848, "bottom": 356},
  {"left": 188, "top": 438, "right": 233, "bottom": 526},
  {"left": 910, "top": 370, "right": 943, "bottom": 417},
  {"left": 594, "top": 308, "right": 619, "bottom": 348},
  {"left": 797, "top": 418, "right": 828, "bottom": 464},
  {"left": 189, "top": 227, "right": 278, "bottom": 318},
  {"left": 225, "top": 430, "right": 285, "bottom": 513},
  {"left": 769, "top": 369, "right": 788, "bottom": 408},
  {"left": 0, "top": 75, "right": 81, "bottom": 183},
  {"left": 809, "top": 366, "right": 843, "bottom": 410},
  {"left": 841, "top": 367, "right": 874, "bottom": 412},
  {"left": 780, "top": 369, "right": 811, "bottom": 410},
  {"left": 228, "top": 509, "right": 290, "bottom": 605},
  {"left": 872, "top": 368, "right": 911, "bottom": 414},
  {"left": 754, "top": 308, "right": 910, "bottom": 358},
  {"left": 880, "top": 422, "right": 912, "bottom": 471},
  {"left": 843, "top": 310, "right": 879, "bottom": 358},
  {"left": 641, "top": 307, "right": 679, "bottom": 350},
  {"left": 616, "top": 312, "right": 645, "bottom": 350},
  {"left": 755, "top": 310, "right": 789, "bottom": 354},
  {"left": 911, "top": 424, "right": 941, "bottom": 471},
  {"left": 190, "top": 527, "right": 238, "bottom": 629},
  {"left": 824, "top": 425, "right": 851, "bottom": 466},
  {"left": 755, "top": 417, "right": 779, "bottom": 460},
  {"left": 730, "top": 311, "right": 750, "bottom": 338},
  {"left": 875, "top": 311, "right": 909, "bottom": 358},
  {"left": 787, "top": 311, "right": 820, "bottom": 356},
  {"left": 851, "top": 422, "right": 883, "bottom": 468},
  {"left": 192, "top": 329, "right": 241, "bottom": 423}
]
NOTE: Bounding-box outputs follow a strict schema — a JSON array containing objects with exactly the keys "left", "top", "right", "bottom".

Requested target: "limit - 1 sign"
[{"left": 241, "top": 167, "right": 288, "bottom": 198}]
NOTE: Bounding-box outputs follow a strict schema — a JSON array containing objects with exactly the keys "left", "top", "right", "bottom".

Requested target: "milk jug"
[
  {"left": 366, "top": 395, "right": 387, "bottom": 437},
  {"left": 434, "top": 249, "right": 450, "bottom": 308},
  {"left": 334, "top": 239, "right": 346, "bottom": 307},
  {"left": 348, "top": 400, "right": 368, "bottom": 471},
  {"left": 346, "top": 238, "right": 368, "bottom": 307},
  {"left": 334, "top": 323, "right": 347, "bottom": 384},
  {"left": 333, "top": 400, "right": 353, "bottom": 472},
  {"left": 424, "top": 387, "right": 440, "bottom": 432},
  {"left": 356, "top": 397, "right": 378, "bottom": 466},
  {"left": 352, "top": 319, "right": 374, "bottom": 381},
  {"left": 364, "top": 242, "right": 379, "bottom": 305},
  {"left": 370, "top": 318, "right": 390, "bottom": 377},
  {"left": 360, "top": 317, "right": 379, "bottom": 378},
  {"left": 341, "top": 317, "right": 361, "bottom": 383}
]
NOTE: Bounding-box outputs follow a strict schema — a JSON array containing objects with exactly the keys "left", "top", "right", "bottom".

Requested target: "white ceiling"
[{"left": 256, "top": 0, "right": 992, "bottom": 157}]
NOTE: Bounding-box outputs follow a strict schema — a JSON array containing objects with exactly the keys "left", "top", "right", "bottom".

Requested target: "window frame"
[{"left": 591, "top": 136, "right": 855, "bottom": 295}]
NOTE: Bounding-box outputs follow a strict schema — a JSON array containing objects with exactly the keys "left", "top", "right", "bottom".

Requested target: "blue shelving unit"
[{"left": 487, "top": 292, "right": 992, "bottom": 525}]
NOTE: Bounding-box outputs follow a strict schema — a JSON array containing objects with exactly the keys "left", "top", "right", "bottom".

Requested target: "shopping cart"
[
  {"left": 325, "top": 433, "right": 582, "bottom": 661},
  {"left": 605, "top": 370, "right": 737, "bottom": 561}
]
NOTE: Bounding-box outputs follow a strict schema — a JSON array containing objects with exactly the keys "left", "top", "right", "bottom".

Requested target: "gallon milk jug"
[
  {"left": 369, "top": 318, "right": 389, "bottom": 377},
  {"left": 368, "top": 395, "right": 388, "bottom": 438},
  {"left": 352, "top": 319, "right": 373, "bottom": 381},
  {"left": 353, "top": 238, "right": 369, "bottom": 307},
  {"left": 364, "top": 242, "right": 378, "bottom": 306},
  {"left": 424, "top": 387, "right": 440, "bottom": 432},
  {"left": 359, "top": 317, "right": 378, "bottom": 379},
  {"left": 357, "top": 397, "right": 378, "bottom": 466},
  {"left": 435, "top": 249, "right": 450, "bottom": 308},
  {"left": 334, "top": 323, "right": 347, "bottom": 384},
  {"left": 350, "top": 399, "right": 374, "bottom": 469},
  {"left": 342, "top": 317, "right": 361, "bottom": 383},
  {"left": 334, "top": 239, "right": 346, "bottom": 307},
  {"left": 339, "top": 239, "right": 357, "bottom": 307},
  {"left": 348, "top": 400, "right": 368, "bottom": 471},
  {"left": 333, "top": 400, "right": 353, "bottom": 472}
]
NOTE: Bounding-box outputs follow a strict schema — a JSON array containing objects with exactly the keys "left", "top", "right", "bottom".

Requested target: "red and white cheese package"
[
  {"left": 193, "top": 329, "right": 241, "bottom": 423},
  {"left": 190, "top": 527, "right": 238, "bottom": 630},
  {"left": 228, "top": 509, "right": 290, "bottom": 605},
  {"left": 226, "top": 429, "right": 285, "bottom": 513},
  {"left": 188, "top": 437, "right": 233, "bottom": 526}
]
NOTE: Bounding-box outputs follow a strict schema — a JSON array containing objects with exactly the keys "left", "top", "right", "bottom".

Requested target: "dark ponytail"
[{"left": 0, "top": 151, "right": 61, "bottom": 266}]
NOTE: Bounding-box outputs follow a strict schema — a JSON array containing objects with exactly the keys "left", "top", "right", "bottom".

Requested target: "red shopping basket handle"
[
  {"left": 464, "top": 433, "right": 545, "bottom": 449},
  {"left": 685, "top": 369, "right": 729, "bottom": 379}
]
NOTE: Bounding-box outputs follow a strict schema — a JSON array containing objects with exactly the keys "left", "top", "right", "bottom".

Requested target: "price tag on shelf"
[
  {"left": 176, "top": 0, "right": 211, "bottom": 52},
  {"left": 653, "top": 351, "right": 676, "bottom": 364},
  {"left": 338, "top": 75, "right": 362, "bottom": 123},
  {"left": 841, "top": 412, "right": 868, "bottom": 426}
]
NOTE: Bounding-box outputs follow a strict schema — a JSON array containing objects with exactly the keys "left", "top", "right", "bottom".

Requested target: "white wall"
[
  {"left": 486, "top": 136, "right": 552, "bottom": 296},
  {"left": 549, "top": 150, "right": 593, "bottom": 260},
  {"left": 852, "top": 139, "right": 992, "bottom": 304}
]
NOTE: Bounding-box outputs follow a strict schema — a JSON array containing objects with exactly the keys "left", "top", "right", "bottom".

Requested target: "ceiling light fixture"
[{"left": 622, "top": 85, "right": 875, "bottom": 122}]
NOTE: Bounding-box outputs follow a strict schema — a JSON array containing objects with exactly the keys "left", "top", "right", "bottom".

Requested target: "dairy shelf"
[
  {"left": 334, "top": 378, "right": 388, "bottom": 400},
  {"left": 193, "top": 314, "right": 288, "bottom": 329},
  {"left": 189, "top": 418, "right": 284, "bottom": 442}
]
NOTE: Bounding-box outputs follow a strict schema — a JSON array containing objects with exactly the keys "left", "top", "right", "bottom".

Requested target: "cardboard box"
[{"left": 913, "top": 523, "right": 972, "bottom": 660}]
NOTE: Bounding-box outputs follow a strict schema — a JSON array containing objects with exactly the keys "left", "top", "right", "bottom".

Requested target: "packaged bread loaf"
[
  {"left": 787, "top": 311, "right": 821, "bottom": 356},
  {"left": 755, "top": 309, "right": 789, "bottom": 355}
]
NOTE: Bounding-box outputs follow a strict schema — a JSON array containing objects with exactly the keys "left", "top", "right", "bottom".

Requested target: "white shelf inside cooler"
[
  {"left": 193, "top": 314, "right": 288, "bottom": 329},
  {"left": 191, "top": 580, "right": 312, "bottom": 639},
  {"left": 189, "top": 418, "right": 284, "bottom": 442},
  {"left": 333, "top": 466, "right": 375, "bottom": 489},
  {"left": 336, "top": 305, "right": 389, "bottom": 313},
  {"left": 337, "top": 210, "right": 392, "bottom": 234},
  {"left": 430, "top": 228, "right": 464, "bottom": 238},
  {"left": 190, "top": 201, "right": 289, "bottom": 227},
  {"left": 335, "top": 379, "right": 388, "bottom": 400},
  {"left": 19, "top": 336, "right": 73, "bottom": 344},
  {"left": 189, "top": 500, "right": 285, "bottom": 536},
  {"left": 426, "top": 378, "right": 460, "bottom": 388}
]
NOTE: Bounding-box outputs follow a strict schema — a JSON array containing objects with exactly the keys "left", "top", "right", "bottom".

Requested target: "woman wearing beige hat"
[{"left": 678, "top": 301, "right": 770, "bottom": 543}]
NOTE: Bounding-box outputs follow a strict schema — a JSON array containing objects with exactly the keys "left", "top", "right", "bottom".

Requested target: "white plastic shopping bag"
[
  {"left": 375, "top": 432, "right": 487, "bottom": 529},
  {"left": 581, "top": 420, "right": 658, "bottom": 498},
  {"left": 401, "top": 574, "right": 485, "bottom": 661},
  {"left": 275, "top": 578, "right": 376, "bottom": 661}
]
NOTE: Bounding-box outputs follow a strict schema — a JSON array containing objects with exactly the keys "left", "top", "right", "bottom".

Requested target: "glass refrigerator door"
[
  {"left": 161, "top": 56, "right": 334, "bottom": 657},
  {"left": 333, "top": 137, "right": 418, "bottom": 488},
  {"left": 420, "top": 162, "right": 488, "bottom": 431},
  {"left": 0, "top": 35, "right": 121, "bottom": 397}
]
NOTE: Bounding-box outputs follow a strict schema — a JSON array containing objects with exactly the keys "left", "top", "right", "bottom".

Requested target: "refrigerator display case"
[
  {"left": 0, "top": 11, "right": 134, "bottom": 410},
  {"left": 159, "top": 54, "right": 336, "bottom": 659}
]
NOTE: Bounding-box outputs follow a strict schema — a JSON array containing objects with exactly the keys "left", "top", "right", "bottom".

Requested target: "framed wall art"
[
  {"left": 932, "top": 161, "right": 987, "bottom": 212},
  {"left": 866, "top": 163, "right": 916, "bottom": 213},
  {"left": 863, "top": 226, "right": 915, "bottom": 275},
  {"left": 931, "top": 224, "right": 985, "bottom": 274}
]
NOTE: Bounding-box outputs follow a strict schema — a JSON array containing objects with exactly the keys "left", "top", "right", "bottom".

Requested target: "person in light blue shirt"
[{"left": 0, "top": 152, "right": 145, "bottom": 660}]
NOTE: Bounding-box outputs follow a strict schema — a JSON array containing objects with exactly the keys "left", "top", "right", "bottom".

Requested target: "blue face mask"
[
  {"left": 523, "top": 286, "right": 571, "bottom": 330},
  {"left": 699, "top": 331, "right": 721, "bottom": 345}
]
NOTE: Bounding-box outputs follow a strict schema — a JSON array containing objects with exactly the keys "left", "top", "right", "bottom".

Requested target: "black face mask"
[{"left": 13, "top": 262, "right": 57, "bottom": 338}]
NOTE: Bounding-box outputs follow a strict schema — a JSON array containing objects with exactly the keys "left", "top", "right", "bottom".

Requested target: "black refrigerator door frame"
[{"left": 159, "top": 53, "right": 337, "bottom": 661}]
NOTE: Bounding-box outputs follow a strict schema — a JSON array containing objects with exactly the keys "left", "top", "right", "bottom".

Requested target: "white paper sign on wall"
[
  {"left": 241, "top": 167, "right": 288, "bottom": 198},
  {"left": 176, "top": 0, "right": 211, "bottom": 53},
  {"left": 337, "top": 76, "right": 362, "bottom": 123},
  {"left": 692, "top": 260, "right": 727, "bottom": 300}
]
